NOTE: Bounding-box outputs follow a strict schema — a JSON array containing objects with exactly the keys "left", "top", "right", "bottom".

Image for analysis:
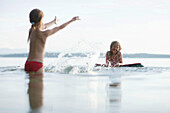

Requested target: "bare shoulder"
[
  {"left": 41, "top": 27, "right": 59, "bottom": 37},
  {"left": 117, "top": 51, "right": 122, "bottom": 57},
  {"left": 106, "top": 51, "right": 111, "bottom": 56},
  {"left": 38, "top": 29, "right": 52, "bottom": 38},
  {"left": 117, "top": 51, "right": 122, "bottom": 55}
]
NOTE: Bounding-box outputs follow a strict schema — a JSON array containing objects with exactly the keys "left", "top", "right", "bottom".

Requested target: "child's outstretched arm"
[
  {"left": 44, "top": 16, "right": 79, "bottom": 37},
  {"left": 43, "top": 16, "right": 57, "bottom": 29}
]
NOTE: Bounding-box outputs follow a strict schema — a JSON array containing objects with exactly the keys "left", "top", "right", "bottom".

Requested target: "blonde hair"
[
  {"left": 109, "top": 41, "right": 122, "bottom": 56},
  {"left": 110, "top": 41, "right": 122, "bottom": 51},
  {"left": 27, "top": 9, "right": 44, "bottom": 42}
]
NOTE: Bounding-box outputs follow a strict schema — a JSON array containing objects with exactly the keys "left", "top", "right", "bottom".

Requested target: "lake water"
[{"left": 0, "top": 57, "right": 170, "bottom": 113}]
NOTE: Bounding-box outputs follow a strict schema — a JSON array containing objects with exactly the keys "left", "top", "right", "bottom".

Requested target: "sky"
[{"left": 0, "top": 0, "right": 170, "bottom": 54}]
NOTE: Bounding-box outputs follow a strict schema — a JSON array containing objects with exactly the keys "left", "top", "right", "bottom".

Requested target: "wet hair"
[
  {"left": 27, "top": 9, "right": 44, "bottom": 42},
  {"left": 29, "top": 9, "right": 44, "bottom": 25}
]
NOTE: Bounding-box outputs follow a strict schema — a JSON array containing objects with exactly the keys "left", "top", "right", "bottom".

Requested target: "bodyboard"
[{"left": 95, "top": 63, "right": 144, "bottom": 67}]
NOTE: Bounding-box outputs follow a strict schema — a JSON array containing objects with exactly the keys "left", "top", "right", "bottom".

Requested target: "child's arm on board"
[
  {"left": 43, "top": 16, "right": 57, "bottom": 29},
  {"left": 106, "top": 53, "right": 109, "bottom": 67},
  {"left": 119, "top": 52, "right": 123, "bottom": 63},
  {"left": 44, "top": 16, "right": 79, "bottom": 37}
]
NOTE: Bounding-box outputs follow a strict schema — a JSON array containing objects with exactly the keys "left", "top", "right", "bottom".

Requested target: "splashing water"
[
  {"left": 87, "top": 51, "right": 100, "bottom": 72},
  {"left": 44, "top": 52, "right": 101, "bottom": 74},
  {"left": 43, "top": 53, "right": 170, "bottom": 76},
  {"left": 1, "top": 53, "right": 170, "bottom": 77}
]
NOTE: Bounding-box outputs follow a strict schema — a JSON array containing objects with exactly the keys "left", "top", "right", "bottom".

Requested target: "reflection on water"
[
  {"left": 106, "top": 82, "right": 121, "bottom": 113},
  {"left": 27, "top": 74, "right": 43, "bottom": 113}
]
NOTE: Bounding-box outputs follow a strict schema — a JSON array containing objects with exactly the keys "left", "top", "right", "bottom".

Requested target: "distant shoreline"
[{"left": 0, "top": 52, "right": 170, "bottom": 58}]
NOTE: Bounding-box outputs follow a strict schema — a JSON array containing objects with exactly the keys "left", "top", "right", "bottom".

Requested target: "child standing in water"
[
  {"left": 106, "top": 41, "right": 123, "bottom": 67},
  {"left": 25, "top": 9, "right": 79, "bottom": 74}
]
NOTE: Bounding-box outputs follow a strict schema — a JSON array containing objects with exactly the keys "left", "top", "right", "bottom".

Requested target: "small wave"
[
  {"left": 1, "top": 64, "right": 170, "bottom": 76},
  {"left": 44, "top": 65, "right": 88, "bottom": 74},
  {"left": 44, "top": 63, "right": 170, "bottom": 75},
  {"left": 0, "top": 66, "right": 22, "bottom": 72},
  {"left": 94, "top": 66, "right": 170, "bottom": 73}
]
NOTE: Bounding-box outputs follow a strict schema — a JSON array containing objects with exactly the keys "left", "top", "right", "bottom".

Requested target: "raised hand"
[
  {"left": 72, "top": 16, "right": 80, "bottom": 21},
  {"left": 54, "top": 16, "right": 58, "bottom": 24}
]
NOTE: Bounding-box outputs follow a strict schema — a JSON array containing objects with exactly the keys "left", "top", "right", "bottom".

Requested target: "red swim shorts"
[{"left": 25, "top": 61, "right": 43, "bottom": 72}]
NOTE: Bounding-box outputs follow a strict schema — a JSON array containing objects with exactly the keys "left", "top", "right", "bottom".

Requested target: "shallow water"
[{"left": 0, "top": 57, "right": 170, "bottom": 113}]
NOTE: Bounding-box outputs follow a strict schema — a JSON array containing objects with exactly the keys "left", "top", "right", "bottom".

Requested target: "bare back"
[
  {"left": 27, "top": 16, "right": 79, "bottom": 63},
  {"left": 27, "top": 29, "right": 47, "bottom": 63}
]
